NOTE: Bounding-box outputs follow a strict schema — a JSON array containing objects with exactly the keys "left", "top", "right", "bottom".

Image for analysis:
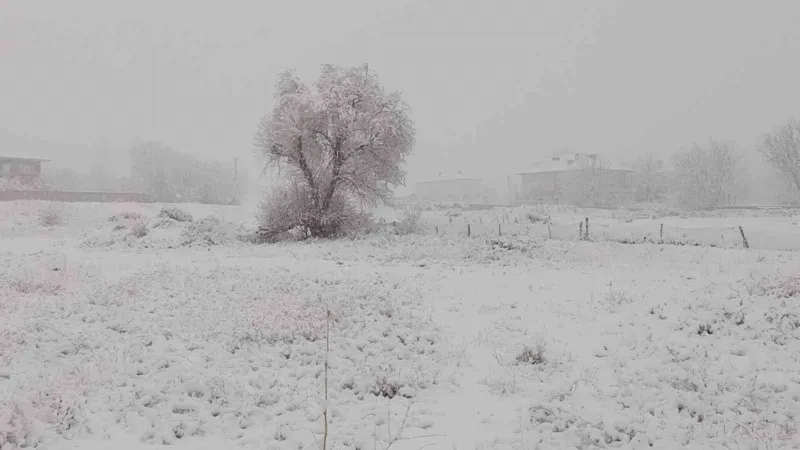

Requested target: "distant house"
[
  {"left": 0, "top": 155, "right": 50, "bottom": 183},
  {"left": 517, "top": 153, "right": 633, "bottom": 205},
  {"left": 415, "top": 171, "right": 490, "bottom": 204}
]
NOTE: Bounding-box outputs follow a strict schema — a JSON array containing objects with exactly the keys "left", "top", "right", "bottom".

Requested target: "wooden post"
[
  {"left": 435, "top": 225, "right": 439, "bottom": 235},
  {"left": 579, "top": 221, "right": 584, "bottom": 240},
  {"left": 739, "top": 226, "right": 749, "bottom": 249},
  {"left": 548, "top": 221, "right": 552, "bottom": 239},
  {"left": 467, "top": 224, "right": 471, "bottom": 237},
  {"left": 584, "top": 217, "right": 590, "bottom": 240},
  {"left": 498, "top": 223, "right": 502, "bottom": 236},
  {"left": 660, "top": 223, "right": 664, "bottom": 243}
]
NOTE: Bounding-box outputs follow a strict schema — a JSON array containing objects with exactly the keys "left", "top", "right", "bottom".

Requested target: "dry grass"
[{"left": 9, "top": 274, "right": 63, "bottom": 296}]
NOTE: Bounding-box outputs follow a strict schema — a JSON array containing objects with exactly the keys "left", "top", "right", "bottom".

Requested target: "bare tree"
[
  {"left": 631, "top": 153, "right": 668, "bottom": 202},
  {"left": 672, "top": 139, "right": 744, "bottom": 209},
  {"left": 254, "top": 64, "right": 415, "bottom": 239},
  {"left": 757, "top": 117, "right": 800, "bottom": 195}
]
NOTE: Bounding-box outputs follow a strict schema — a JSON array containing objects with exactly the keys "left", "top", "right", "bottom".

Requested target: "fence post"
[
  {"left": 660, "top": 223, "right": 664, "bottom": 243},
  {"left": 584, "top": 217, "right": 590, "bottom": 240},
  {"left": 548, "top": 221, "right": 552, "bottom": 239},
  {"left": 498, "top": 223, "right": 502, "bottom": 236},
  {"left": 579, "top": 221, "right": 584, "bottom": 240},
  {"left": 467, "top": 224, "right": 471, "bottom": 237},
  {"left": 738, "top": 226, "right": 749, "bottom": 249},
  {"left": 435, "top": 225, "right": 439, "bottom": 235}
]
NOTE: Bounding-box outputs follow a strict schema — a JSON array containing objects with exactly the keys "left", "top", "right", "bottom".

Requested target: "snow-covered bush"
[
  {"left": 158, "top": 206, "right": 193, "bottom": 222},
  {"left": 128, "top": 220, "right": 149, "bottom": 238},
  {"left": 180, "top": 216, "right": 236, "bottom": 246},
  {"left": 394, "top": 200, "right": 426, "bottom": 235}
]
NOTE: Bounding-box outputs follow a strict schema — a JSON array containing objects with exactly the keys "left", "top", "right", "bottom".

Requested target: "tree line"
[
  {"left": 626, "top": 120, "right": 800, "bottom": 209},
  {"left": 41, "top": 142, "right": 246, "bottom": 205}
]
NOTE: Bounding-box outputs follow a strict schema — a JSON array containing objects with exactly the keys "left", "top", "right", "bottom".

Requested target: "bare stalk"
[{"left": 322, "top": 304, "right": 330, "bottom": 450}]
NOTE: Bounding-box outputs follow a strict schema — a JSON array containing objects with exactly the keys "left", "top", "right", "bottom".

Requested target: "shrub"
[
  {"left": 128, "top": 220, "right": 149, "bottom": 238},
  {"left": 38, "top": 204, "right": 64, "bottom": 227},
  {"left": 108, "top": 211, "right": 142, "bottom": 222},
  {"left": 526, "top": 212, "right": 550, "bottom": 224},
  {"left": 394, "top": 199, "right": 426, "bottom": 235},
  {"left": 180, "top": 216, "right": 233, "bottom": 246},
  {"left": 158, "top": 206, "right": 193, "bottom": 222},
  {"left": 516, "top": 343, "right": 546, "bottom": 365}
]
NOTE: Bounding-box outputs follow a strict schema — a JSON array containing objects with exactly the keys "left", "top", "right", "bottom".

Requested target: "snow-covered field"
[{"left": 2, "top": 201, "right": 800, "bottom": 449}]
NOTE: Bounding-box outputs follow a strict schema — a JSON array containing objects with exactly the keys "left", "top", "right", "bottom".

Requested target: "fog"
[{"left": 2, "top": 0, "right": 800, "bottom": 201}]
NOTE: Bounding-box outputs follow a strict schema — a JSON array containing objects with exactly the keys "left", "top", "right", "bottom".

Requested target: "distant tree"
[
  {"left": 631, "top": 153, "right": 668, "bottom": 202},
  {"left": 129, "top": 141, "right": 177, "bottom": 202},
  {"left": 128, "top": 141, "right": 241, "bottom": 204},
  {"left": 757, "top": 117, "right": 800, "bottom": 195},
  {"left": 254, "top": 64, "right": 415, "bottom": 239},
  {"left": 672, "top": 139, "right": 744, "bottom": 209}
]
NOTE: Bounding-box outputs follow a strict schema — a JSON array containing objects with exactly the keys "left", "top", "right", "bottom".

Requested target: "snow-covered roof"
[
  {"left": 517, "top": 154, "right": 633, "bottom": 174},
  {"left": 0, "top": 154, "right": 51, "bottom": 162}
]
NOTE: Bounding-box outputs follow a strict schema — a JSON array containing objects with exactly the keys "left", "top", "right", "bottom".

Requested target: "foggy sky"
[{"left": 2, "top": 0, "right": 799, "bottom": 188}]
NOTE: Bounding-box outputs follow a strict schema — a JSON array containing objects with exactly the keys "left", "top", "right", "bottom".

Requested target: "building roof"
[
  {"left": 0, "top": 155, "right": 51, "bottom": 162},
  {"left": 517, "top": 154, "right": 633, "bottom": 175}
]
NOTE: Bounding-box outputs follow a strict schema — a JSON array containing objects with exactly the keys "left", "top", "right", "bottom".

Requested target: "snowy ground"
[{"left": 2, "top": 201, "right": 800, "bottom": 449}]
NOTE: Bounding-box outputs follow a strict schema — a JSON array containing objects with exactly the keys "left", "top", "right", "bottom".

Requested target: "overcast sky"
[{"left": 2, "top": 0, "right": 799, "bottom": 186}]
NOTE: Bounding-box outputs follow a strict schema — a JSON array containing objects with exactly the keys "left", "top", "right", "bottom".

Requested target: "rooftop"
[{"left": 0, "top": 155, "right": 52, "bottom": 162}]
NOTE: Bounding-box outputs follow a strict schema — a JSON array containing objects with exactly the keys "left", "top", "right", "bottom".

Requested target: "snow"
[{"left": 2, "top": 200, "right": 800, "bottom": 449}]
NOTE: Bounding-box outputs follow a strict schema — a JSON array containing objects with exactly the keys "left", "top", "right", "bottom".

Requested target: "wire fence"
[{"left": 423, "top": 216, "right": 800, "bottom": 251}]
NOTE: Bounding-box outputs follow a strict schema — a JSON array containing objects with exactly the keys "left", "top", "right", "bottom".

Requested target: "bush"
[
  {"left": 180, "top": 216, "right": 233, "bottom": 246},
  {"left": 108, "top": 211, "right": 142, "bottom": 222},
  {"left": 394, "top": 200, "right": 426, "bottom": 235},
  {"left": 128, "top": 220, "right": 149, "bottom": 238},
  {"left": 38, "top": 204, "right": 64, "bottom": 227},
  {"left": 158, "top": 206, "right": 193, "bottom": 222},
  {"left": 516, "top": 343, "right": 547, "bottom": 365}
]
